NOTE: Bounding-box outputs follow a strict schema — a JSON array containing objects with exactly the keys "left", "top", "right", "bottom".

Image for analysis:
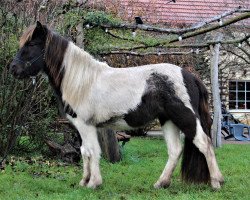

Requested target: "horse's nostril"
[{"left": 9, "top": 63, "right": 21, "bottom": 76}]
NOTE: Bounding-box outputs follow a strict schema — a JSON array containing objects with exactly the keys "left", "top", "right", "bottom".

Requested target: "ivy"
[
  {"left": 84, "top": 11, "right": 121, "bottom": 26},
  {"left": 63, "top": 9, "right": 85, "bottom": 28}
]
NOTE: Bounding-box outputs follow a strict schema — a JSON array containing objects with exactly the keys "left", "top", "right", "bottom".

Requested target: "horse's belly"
[{"left": 96, "top": 118, "right": 135, "bottom": 130}]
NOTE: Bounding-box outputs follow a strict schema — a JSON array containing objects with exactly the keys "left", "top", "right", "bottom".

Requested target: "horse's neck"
[
  {"left": 60, "top": 42, "right": 108, "bottom": 109},
  {"left": 62, "top": 42, "right": 107, "bottom": 85},
  {"left": 64, "top": 42, "right": 106, "bottom": 72}
]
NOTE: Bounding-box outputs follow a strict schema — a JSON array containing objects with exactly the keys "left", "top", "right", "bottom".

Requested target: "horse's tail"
[{"left": 181, "top": 78, "right": 212, "bottom": 184}]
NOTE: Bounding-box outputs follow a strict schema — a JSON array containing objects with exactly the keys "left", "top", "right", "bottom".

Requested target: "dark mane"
[{"left": 44, "top": 29, "right": 68, "bottom": 89}]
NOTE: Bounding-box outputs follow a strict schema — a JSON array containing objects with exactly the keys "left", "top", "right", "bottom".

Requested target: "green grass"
[{"left": 0, "top": 137, "right": 249, "bottom": 200}]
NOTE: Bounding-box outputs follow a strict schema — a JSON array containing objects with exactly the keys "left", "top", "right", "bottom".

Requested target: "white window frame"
[{"left": 228, "top": 80, "right": 250, "bottom": 112}]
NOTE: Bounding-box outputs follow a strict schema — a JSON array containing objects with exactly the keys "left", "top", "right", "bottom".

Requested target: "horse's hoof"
[
  {"left": 79, "top": 178, "right": 89, "bottom": 187},
  {"left": 86, "top": 182, "right": 102, "bottom": 189},
  {"left": 79, "top": 179, "right": 85, "bottom": 187},
  {"left": 154, "top": 180, "right": 170, "bottom": 189},
  {"left": 218, "top": 176, "right": 225, "bottom": 185},
  {"left": 211, "top": 179, "right": 221, "bottom": 190},
  {"left": 86, "top": 177, "right": 102, "bottom": 189}
]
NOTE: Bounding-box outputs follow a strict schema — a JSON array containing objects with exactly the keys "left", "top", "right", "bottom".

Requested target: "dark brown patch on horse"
[
  {"left": 43, "top": 30, "right": 71, "bottom": 116},
  {"left": 124, "top": 72, "right": 197, "bottom": 138}
]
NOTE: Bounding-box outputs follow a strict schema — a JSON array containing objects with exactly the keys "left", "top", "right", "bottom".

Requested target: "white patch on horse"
[{"left": 61, "top": 42, "right": 108, "bottom": 112}]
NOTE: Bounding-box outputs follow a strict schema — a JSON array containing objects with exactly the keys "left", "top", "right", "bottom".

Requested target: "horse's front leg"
[{"left": 67, "top": 115, "right": 102, "bottom": 189}]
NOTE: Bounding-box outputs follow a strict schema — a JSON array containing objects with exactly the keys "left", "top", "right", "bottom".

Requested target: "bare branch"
[
  {"left": 245, "top": 40, "right": 250, "bottom": 48},
  {"left": 100, "top": 8, "right": 250, "bottom": 34},
  {"left": 223, "top": 47, "right": 250, "bottom": 64},
  {"left": 220, "top": 34, "right": 250, "bottom": 45},
  {"left": 238, "top": 47, "right": 250, "bottom": 58},
  {"left": 107, "top": 34, "right": 250, "bottom": 52},
  {"left": 168, "top": 12, "right": 250, "bottom": 44},
  {"left": 105, "top": 29, "right": 146, "bottom": 45},
  {"left": 99, "top": 49, "right": 206, "bottom": 56},
  {"left": 103, "top": 12, "right": 250, "bottom": 52},
  {"left": 190, "top": 7, "right": 249, "bottom": 33}
]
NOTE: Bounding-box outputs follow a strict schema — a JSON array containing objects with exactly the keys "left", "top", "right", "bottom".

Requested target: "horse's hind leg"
[
  {"left": 193, "top": 119, "right": 224, "bottom": 189},
  {"left": 154, "top": 120, "right": 182, "bottom": 188}
]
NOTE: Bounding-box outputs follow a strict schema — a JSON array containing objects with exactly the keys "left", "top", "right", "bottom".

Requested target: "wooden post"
[
  {"left": 97, "top": 129, "right": 121, "bottom": 163},
  {"left": 76, "top": 23, "right": 84, "bottom": 48},
  {"left": 210, "top": 33, "right": 223, "bottom": 147}
]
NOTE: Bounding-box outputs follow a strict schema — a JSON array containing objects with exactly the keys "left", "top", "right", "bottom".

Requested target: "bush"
[
  {"left": 0, "top": 2, "right": 58, "bottom": 157},
  {"left": 0, "top": 1, "right": 85, "bottom": 160}
]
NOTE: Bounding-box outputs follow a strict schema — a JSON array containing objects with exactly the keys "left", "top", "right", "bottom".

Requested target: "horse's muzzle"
[{"left": 9, "top": 62, "right": 25, "bottom": 79}]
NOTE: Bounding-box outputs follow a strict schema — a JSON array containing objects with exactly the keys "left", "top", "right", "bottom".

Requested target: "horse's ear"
[
  {"left": 33, "top": 21, "right": 47, "bottom": 39},
  {"left": 36, "top": 21, "right": 43, "bottom": 30}
]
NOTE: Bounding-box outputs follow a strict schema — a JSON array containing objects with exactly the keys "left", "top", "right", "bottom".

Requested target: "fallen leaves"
[{"left": 5, "top": 155, "right": 79, "bottom": 181}]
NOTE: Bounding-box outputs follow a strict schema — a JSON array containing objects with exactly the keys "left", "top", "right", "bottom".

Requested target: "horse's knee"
[
  {"left": 80, "top": 146, "right": 91, "bottom": 157},
  {"left": 81, "top": 145, "right": 98, "bottom": 157},
  {"left": 80, "top": 142, "right": 101, "bottom": 158}
]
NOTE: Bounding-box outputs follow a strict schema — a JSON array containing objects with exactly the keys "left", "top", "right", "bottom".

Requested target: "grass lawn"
[{"left": 0, "top": 137, "right": 249, "bottom": 200}]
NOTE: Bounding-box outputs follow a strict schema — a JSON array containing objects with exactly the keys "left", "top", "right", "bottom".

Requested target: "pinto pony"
[{"left": 10, "top": 22, "right": 224, "bottom": 189}]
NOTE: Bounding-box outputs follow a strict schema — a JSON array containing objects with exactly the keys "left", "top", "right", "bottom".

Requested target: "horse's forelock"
[{"left": 19, "top": 25, "right": 36, "bottom": 48}]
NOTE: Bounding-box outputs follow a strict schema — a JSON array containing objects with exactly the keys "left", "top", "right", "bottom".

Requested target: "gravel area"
[{"left": 147, "top": 131, "right": 250, "bottom": 144}]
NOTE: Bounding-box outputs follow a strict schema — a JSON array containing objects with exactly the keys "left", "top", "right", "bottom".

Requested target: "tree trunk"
[
  {"left": 210, "top": 33, "right": 223, "bottom": 147},
  {"left": 97, "top": 129, "right": 121, "bottom": 163}
]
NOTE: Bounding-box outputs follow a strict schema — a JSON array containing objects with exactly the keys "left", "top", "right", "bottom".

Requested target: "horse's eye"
[
  {"left": 28, "top": 43, "right": 37, "bottom": 46},
  {"left": 27, "top": 41, "right": 40, "bottom": 46}
]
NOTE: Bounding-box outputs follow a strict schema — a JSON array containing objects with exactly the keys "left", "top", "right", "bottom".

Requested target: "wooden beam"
[{"left": 210, "top": 33, "right": 223, "bottom": 148}]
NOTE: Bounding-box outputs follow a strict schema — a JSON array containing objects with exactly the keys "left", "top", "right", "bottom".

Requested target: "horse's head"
[{"left": 10, "top": 21, "right": 47, "bottom": 79}]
